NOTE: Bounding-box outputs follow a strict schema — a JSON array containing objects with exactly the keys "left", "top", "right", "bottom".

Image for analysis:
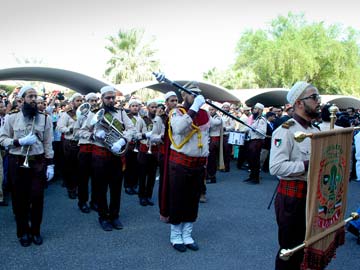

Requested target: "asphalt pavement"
[{"left": 1, "top": 161, "right": 359, "bottom": 270}]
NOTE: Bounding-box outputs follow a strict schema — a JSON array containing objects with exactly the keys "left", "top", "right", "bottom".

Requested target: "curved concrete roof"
[
  {"left": 0, "top": 66, "right": 110, "bottom": 94},
  {"left": 229, "top": 88, "right": 289, "bottom": 107},
  {"left": 320, "top": 95, "right": 360, "bottom": 110},
  {"left": 117, "top": 80, "right": 240, "bottom": 103}
]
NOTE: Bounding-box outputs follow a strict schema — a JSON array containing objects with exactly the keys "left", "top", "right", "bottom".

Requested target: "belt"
[
  {"left": 139, "top": 143, "right": 159, "bottom": 153},
  {"left": 278, "top": 179, "right": 307, "bottom": 199},
  {"left": 79, "top": 144, "right": 93, "bottom": 153},
  {"left": 169, "top": 150, "right": 207, "bottom": 168},
  {"left": 9, "top": 153, "right": 44, "bottom": 162},
  {"left": 92, "top": 145, "right": 113, "bottom": 158}
]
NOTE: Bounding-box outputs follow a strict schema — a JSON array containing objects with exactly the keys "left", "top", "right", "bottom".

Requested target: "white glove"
[
  {"left": 76, "top": 109, "right": 84, "bottom": 121},
  {"left": 95, "top": 130, "right": 106, "bottom": 139},
  {"left": 111, "top": 138, "right": 126, "bottom": 154},
  {"left": 145, "top": 131, "right": 152, "bottom": 139},
  {"left": 19, "top": 133, "right": 37, "bottom": 146},
  {"left": 46, "top": 165, "right": 55, "bottom": 182},
  {"left": 190, "top": 95, "right": 205, "bottom": 112}
]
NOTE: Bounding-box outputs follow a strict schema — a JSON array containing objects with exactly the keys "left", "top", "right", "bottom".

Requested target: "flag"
[{"left": 301, "top": 128, "right": 353, "bottom": 270}]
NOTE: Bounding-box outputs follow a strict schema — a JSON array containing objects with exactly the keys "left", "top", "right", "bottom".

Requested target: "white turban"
[
  {"left": 287, "top": 81, "right": 311, "bottom": 105},
  {"left": 222, "top": 102, "right": 231, "bottom": 108},
  {"left": 69, "top": 93, "right": 83, "bottom": 102},
  {"left": 100, "top": 85, "right": 115, "bottom": 95},
  {"left": 85, "top": 92, "right": 98, "bottom": 101},
  {"left": 164, "top": 91, "right": 177, "bottom": 101},
  {"left": 36, "top": 96, "right": 44, "bottom": 102},
  {"left": 146, "top": 99, "right": 158, "bottom": 106},
  {"left": 254, "top": 103, "right": 264, "bottom": 110},
  {"left": 128, "top": 99, "right": 141, "bottom": 106},
  {"left": 17, "top": 85, "right": 35, "bottom": 98}
]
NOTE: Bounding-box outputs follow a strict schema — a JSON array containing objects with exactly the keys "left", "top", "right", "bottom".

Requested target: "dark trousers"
[
  {"left": 168, "top": 162, "right": 204, "bottom": 225},
  {"left": 247, "top": 139, "right": 263, "bottom": 180},
  {"left": 138, "top": 152, "right": 158, "bottom": 199},
  {"left": 52, "top": 141, "right": 63, "bottom": 180},
  {"left": 78, "top": 150, "right": 97, "bottom": 205},
  {"left": 223, "top": 135, "right": 232, "bottom": 171},
  {"left": 8, "top": 154, "right": 46, "bottom": 237},
  {"left": 124, "top": 150, "right": 139, "bottom": 189},
  {"left": 63, "top": 140, "right": 80, "bottom": 191},
  {"left": 275, "top": 193, "right": 306, "bottom": 270},
  {"left": 207, "top": 138, "right": 219, "bottom": 178},
  {"left": 236, "top": 143, "right": 248, "bottom": 169},
  {"left": 92, "top": 152, "right": 123, "bottom": 220}
]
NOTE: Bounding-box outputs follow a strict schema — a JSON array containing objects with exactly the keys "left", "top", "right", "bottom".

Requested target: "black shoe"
[
  {"left": 125, "top": 188, "right": 135, "bottom": 195},
  {"left": 32, "top": 234, "right": 43, "bottom": 245},
  {"left": 0, "top": 200, "right": 8, "bottom": 206},
  {"left": 206, "top": 177, "right": 216, "bottom": 184},
  {"left": 172, "top": 243, "right": 187, "bottom": 252},
  {"left": 78, "top": 203, "right": 90, "bottom": 213},
  {"left": 243, "top": 178, "right": 253, "bottom": 182},
  {"left": 186, "top": 242, "right": 199, "bottom": 251},
  {"left": 111, "top": 218, "right": 124, "bottom": 230},
  {"left": 247, "top": 179, "right": 260, "bottom": 185},
  {"left": 99, "top": 218, "right": 113, "bottom": 231},
  {"left": 89, "top": 202, "right": 98, "bottom": 212},
  {"left": 19, "top": 234, "right": 32, "bottom": 247},
  {"left": 146, "top": 198, "right": 154, "bottom": 206},
  {"left": 140, "top": 198, "right": 147, "bottom": 206},
  {"left": 131, "top": 187, "right": 139, "bottom": 194}
]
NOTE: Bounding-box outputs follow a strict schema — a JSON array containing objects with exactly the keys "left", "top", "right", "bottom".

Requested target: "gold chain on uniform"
[{"left": 168, "top": 108, "right": 203, "bottom": 149}]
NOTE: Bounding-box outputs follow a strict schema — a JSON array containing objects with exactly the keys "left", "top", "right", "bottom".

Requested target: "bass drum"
[{"left": 227, "top": 131, "right": 246, "bottom": 146}]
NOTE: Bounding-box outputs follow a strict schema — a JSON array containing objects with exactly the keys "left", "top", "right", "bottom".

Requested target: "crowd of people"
[{"left": 0, "top": 82, "right": 359, "bottom": 269}]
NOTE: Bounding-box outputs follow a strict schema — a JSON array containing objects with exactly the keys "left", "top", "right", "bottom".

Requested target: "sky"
[{"left": 1, "top": 0, "right": 360, "bottom": 84}]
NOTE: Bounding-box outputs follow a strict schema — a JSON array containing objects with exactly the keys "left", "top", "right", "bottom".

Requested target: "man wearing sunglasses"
[{"left": 270, "top": 81, "right": 321, "bottom": 270}]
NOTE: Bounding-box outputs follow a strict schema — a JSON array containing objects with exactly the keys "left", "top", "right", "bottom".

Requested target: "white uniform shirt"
[
  {"left": 170, "top": 108, "right": 210, "bottom": 157},
  {"left": 269, "top": 116, "right": 319, "bottom": 181}
]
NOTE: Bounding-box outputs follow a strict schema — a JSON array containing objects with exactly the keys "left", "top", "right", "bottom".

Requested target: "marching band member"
[
  {"left": 84, "top": 86, "right": 135, "bottom": 231},
  {"left": 75, "top": 92, "right": 99, "bottom": 213},
  {"left": 0, "top": 85, "right": 54, "bottom": 246},
  {"left": 243, "top": 103, "right": 267, "bottom": 184},
  {"left": 206, "top": 106, "right": 223, "bottom": 183},
  {"left": 221, "top": 102, "right": 235, "bottom": 172},
  {"left": 166, "top": 84, "right": 209, "bottom": 252},
  {"left": 270, "top": 81, "right": 321, "bottom": 270},
  {"left": 236, "top": 105, "right": 251, "bottom": 169},
  {"left": 123, "top": 99, "right": 142, "bottom": 195},
  {"left": 56, "top": 93, "right": 83, "bottom": 199},
  {"left": 136, "top": 99, "right": 159, "bottom": 206},
  {"left": 151, "top": 91, "right": 178, "bottom": 222}
]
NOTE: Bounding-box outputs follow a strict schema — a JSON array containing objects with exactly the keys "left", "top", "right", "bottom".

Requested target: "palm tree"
[{"left": 104, "top": 29, "right": 160, "bottom": 84}]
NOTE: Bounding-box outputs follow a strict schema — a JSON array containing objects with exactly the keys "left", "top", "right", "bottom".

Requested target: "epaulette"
[
  {"left": 282, "top": 120, "right": 295, "bottom": 129},
  {"left": 8, "top": 108, "right": 20, "bottom": 114}
]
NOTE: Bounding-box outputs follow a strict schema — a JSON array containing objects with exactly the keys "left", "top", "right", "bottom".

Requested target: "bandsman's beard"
[
  {"left": 103, "top": 104, "right": 117, "bottom": 113},
  {"left": 253, "top": 112, "right": 259, "bottom": 119},
  {"left": 22, "top": 102, "right": 38, "bottom": 119}
]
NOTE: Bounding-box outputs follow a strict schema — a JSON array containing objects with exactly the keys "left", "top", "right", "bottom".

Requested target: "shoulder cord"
[{"left": 168, "top": 108, "right": 203, "bottom": 149}]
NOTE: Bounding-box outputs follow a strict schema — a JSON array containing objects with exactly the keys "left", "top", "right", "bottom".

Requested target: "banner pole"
[{"left": 279, "top": 212, "right": 359, "bottom": 260}]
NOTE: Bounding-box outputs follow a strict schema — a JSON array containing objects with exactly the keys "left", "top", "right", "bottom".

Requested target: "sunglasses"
[
  {"left": 103, "top": 96, "right": 116, "bottom": 100},
  {"left": 300, "top": 94, "right": 321, "bottom": 102}
]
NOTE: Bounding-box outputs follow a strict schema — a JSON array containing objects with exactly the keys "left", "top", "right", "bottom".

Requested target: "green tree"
[
  {"left": 233, "top": 13, "right": 360, "bottom": 96},
  {"left": 104, "top": 29, "right": 160, "bottom": 84}
]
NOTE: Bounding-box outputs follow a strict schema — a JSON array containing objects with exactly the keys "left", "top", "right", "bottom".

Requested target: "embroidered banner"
[{"left": 301, "top": 127, "right": 353, "bottom": 270}]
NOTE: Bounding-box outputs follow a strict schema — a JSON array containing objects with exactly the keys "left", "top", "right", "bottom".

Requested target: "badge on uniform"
[{"left": 274, "top": 138, "right": 282, "bottom": 147}]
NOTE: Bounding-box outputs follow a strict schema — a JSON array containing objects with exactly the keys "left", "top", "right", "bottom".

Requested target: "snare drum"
[{"left": 228, "top": 132, "right": 246, "bottom": 145}]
